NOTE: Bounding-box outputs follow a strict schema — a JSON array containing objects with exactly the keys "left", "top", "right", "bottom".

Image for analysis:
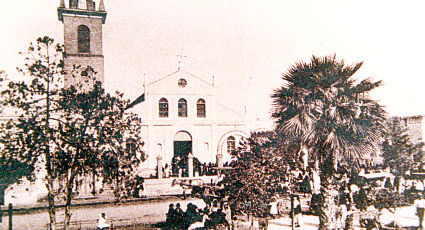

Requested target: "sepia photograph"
[{"left": 1, "top": 0, "right": 425, "bottom": 229}]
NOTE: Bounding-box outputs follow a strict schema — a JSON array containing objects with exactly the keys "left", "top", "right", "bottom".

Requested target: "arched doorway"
[
  {"left": 173, "top": 131, "right": 192, "bottom": 176},
  {"left": 174, "top": 131, "right": 192, "bottom": 157}
]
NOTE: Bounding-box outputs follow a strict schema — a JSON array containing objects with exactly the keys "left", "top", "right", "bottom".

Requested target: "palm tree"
[{"left": 271, "top": 55, "right": 386, "bottom": 229}]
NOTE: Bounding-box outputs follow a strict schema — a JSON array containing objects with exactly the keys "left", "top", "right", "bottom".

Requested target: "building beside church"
[{"left": 391, "top": 115, "right": 424, "bottom": 144}]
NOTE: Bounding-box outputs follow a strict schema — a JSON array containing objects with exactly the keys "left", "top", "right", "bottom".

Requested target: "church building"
[
  {"left": 57, "top": 0, "right": 250, "bottom": 177},
  {"left": 128, "top": 66, "right": 249, "bottom": 176}
]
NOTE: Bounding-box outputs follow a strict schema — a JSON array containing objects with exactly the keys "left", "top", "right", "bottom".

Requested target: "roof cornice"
[{"left": 58, "top": 8, "right": 107, "bottom": 24}]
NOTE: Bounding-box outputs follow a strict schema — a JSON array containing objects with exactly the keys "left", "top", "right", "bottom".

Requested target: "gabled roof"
[
  {"left": 127, "top": 69, "right": 214, "bottom": 109},
  {"left": 147, "top": 69, "right": 213, "bottom": 88}
]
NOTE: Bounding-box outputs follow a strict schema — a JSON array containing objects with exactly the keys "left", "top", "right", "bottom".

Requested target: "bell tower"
[{"left": 58, "top": 0, "right": 107, "bottom": 89}]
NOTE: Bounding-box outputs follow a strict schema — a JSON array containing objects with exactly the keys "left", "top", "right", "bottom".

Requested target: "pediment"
[{"left": 147, "top": 69, "right": 214, "bottom": 96}]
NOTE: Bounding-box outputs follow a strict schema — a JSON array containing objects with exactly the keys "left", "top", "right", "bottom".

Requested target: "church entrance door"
[
  {"left": 173, "top": 131, "right": 192, "bottom": 177},
  {"left": 174, "top": 141, "right": 192, "bottom": 158}
]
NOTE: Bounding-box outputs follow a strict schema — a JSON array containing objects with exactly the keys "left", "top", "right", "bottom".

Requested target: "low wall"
[
  {"left": 4, "top": 175, "right": 219, "bottom": 208},
  {"left": 143, "top": 175, "right": 218, "bottom": 197}
]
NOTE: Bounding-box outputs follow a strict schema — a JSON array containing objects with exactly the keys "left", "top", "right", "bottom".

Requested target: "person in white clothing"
[
  {"left": 97, "top": 213, "right": 110, "bottom": 230},
  {"left": 416, "top": 180, "right": 425, "bottom": 191},
  {"left": 222, "top": 202, "right": 232, "bottom": 229},
  {"left": 269, "top": 198, "right": 279, "bottom": 218},
  {"left": 415, "top": 196, "right": 425, "bottom": 228}
]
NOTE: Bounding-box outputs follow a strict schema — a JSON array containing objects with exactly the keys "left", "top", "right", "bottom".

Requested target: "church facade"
[{"left": 129, "top": 68, "right": 249, "bottom": 176}]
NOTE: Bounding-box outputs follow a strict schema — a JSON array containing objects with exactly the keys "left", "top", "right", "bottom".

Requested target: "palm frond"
[{"left": 272, "top": 54, "right": 386, "bottom": 171}]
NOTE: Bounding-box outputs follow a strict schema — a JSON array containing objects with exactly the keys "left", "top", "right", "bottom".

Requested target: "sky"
[{"left": 1, "top": 0, "right": 425, "bottom": 127}]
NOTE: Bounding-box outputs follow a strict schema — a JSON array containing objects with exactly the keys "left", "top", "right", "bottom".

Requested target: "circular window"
[{"left": 178, "top": 78, "right": 187, "bottom": 88}]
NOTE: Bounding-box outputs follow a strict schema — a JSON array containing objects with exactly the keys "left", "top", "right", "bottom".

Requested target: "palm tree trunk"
[{"left": 318, "top": 176, "right": 339, "bottom": 230}]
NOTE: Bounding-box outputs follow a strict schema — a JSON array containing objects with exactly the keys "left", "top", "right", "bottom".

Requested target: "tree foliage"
[
  {"left": 55, "top": 72, "right": 145, "bottom": 196},
  {"left": 271, "top": 55, "right": 386, "bottom": 229},
  {"left": 0, "top": 37, "right": 64, "bottom": 229},
  {"left": 0, "top": 71, "right": 36, "bottom": 187},
  {"left": 0, "top": 37, "right": 145, "bottom": 230},
  {"left": 381, "top": 117, "right": 424, "bottom": 174},
  {"left": 272, "top": 55, "right": 386, "bottom": 169},
  {"left": 221, "top": 132, "right": 294, "bottom": 218}
]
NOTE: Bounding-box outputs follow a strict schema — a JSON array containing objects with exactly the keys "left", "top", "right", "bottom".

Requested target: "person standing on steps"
[{"left": 415, "top": 195, "right": 425, "bottom": 229}]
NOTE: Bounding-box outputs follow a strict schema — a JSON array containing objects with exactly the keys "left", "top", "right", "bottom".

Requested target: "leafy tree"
[
  {"left": 221, "top": 132, "right": 294, "bottom": 223},
  {"left": 0, "top": 70, "right": 34, "bottom": 192},
  {"left": 0, "top": 36, "right": 64, "bottom": 228},
  {"left": 381, "top": 117, "right": 424, "bottom": 174},
  {"left": 0, "top": 37, "right": 145, "bottom": 230},
  {"left": 271, "top": 55, "right": 386, "bottom": 229},
  {"left": 187, "top": 131, "right": 301, "bottom": 229},
  {"left": 53, "top": 73, "right": 144, "bottom": 227}
]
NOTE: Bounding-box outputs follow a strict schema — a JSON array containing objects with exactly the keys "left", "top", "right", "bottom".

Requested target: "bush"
[{"left": 371, "top": 190, "right": 407, "bottom": 210}]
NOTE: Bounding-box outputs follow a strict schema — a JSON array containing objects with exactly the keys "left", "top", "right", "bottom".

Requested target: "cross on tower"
[{"left": 177, "top": 55, "right": 187, "bottom": 70}]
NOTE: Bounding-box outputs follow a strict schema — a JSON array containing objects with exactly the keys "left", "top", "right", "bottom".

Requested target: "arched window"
[
  {"left": 197, "top": 99, "right": 206, "bottom": 118},
  {"left": 227, "top": 136, "right": 235, "bottom": 154},
  {"left": 178, "top": 98, "right": 187, "bottom": 117},
  {"left": 78, "top": 25, "right": 90, "bottom": 53},
  {"left": 159, "top": 98, "right": 168, "bottom": 118}
]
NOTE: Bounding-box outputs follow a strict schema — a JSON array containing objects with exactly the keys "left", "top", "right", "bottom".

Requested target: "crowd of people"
[
  {"left": 165, "top": 201, "right": 232, "bottom": 229},
  {"left": 326, "top": 170, "right": 425, "bottom": 229},
  {"left": 258, "top": 167, "right": 424, "bottom": 229},
  {"left": 98, "top": 166, "right": 425, "bottom": 229},
  {"left": 157, "top": 159, "right": 220, "bottom": 178}
]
